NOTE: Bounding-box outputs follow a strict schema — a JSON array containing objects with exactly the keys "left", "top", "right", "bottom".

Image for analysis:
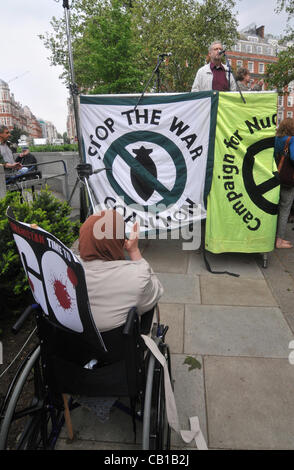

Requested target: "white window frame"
[
  {"left": 287, "top": 111, "right": 293, "bottom": 118},
  {"left": 257, "top": 46, "right": 262, "bottom": 54},
  {"left": 258, "top": 62, "right": 265, "bottom": 73},
  {"left": 248, "top": 61, "right": 254, "bottom": 73},
  {"left": 236, "top": 60, "right": 243, "bottom": 68},
  {"left": 246, "top": 44, "right": 253, "bottom": 53},
  {"left": 278, "top": 95, "right": 284, "bottom": 106},
  {"left": 287, "top": 96, "right": 293, "bottom": 107},
  {"left": 277, "top": 111, "right": 283, "bottom": 124}
]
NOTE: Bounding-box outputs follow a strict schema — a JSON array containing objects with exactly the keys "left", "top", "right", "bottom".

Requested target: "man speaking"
[{"left": 191, "top": 41, "right": 237, "bottom": 92}]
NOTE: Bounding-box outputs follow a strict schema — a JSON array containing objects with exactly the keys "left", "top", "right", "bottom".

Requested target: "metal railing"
[{"left": 4, "top": 159, "right": 69, "bottom": 200}]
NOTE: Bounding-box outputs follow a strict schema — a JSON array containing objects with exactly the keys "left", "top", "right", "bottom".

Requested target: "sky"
[{"left": 1, "top": 0, "right": 292, "bottom": 135}]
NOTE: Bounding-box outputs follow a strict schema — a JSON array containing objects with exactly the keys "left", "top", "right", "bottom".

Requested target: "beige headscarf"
[{"left": 79, "top": 210, "right": 125, "bottom": 262}]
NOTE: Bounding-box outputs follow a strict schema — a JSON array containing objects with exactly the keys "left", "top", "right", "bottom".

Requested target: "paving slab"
[
  {"left": 56, "top": 438, "right": 142, "bottom": 451},
  {"left": 188, "top": 252, "right": 265, "bottom": 279},
  {"left": 57, "top": 398, "right": 142, "bottom": 448},
  {"left": 261, "top": 251, "right": 294, "bottom": 334},
  {"left": 156, "top": 273, "right": 200, "bottom": 304},
  {"left": 141, "top": 241, "right": 189, "bottom": 274},
  {"left": 170, "top": 354, "right": 207, "bottom": 449},
  {"left": 184, "top": 305, "right": 293, "bottom": 357},
  {"left": 200, "top": 275, "right": 277, "bottom": 306},
  {"left": 158, "top": 303, "right": 185, "bottom": 354},
  {"left": 204, "top": 356, "right": 294, "bottom": 450}
]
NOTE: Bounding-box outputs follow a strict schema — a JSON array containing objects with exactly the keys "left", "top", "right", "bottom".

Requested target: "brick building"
[
  {"left": 226, "top": 24, "right": 294, "bottom": 124},
  {"left": 0, "top": 78, "right": 57, "bottom": 141}
]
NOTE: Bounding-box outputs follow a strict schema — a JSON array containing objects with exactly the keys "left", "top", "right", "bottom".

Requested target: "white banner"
[{"left": 80, "top": 93, "right": 217, "bottom": 236}]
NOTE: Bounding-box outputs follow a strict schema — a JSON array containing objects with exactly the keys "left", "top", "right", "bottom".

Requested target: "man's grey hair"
[
  {"left": 0, "top": 125, "right": 8, "bottom": 134},
  {"left": 208, "top": 41, "right": 223, "bottom": 52}
]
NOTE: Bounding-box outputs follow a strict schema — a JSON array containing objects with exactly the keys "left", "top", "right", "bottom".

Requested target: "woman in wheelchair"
[
  {"left": 0, "top": 208, "right": 172, "bottom": 451},
  {"left": 78, "top": 209, "right": 163, "bottom": 335}
]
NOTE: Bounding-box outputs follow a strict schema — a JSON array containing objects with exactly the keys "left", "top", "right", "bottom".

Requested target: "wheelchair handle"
[
  {"left": 123, "top": 307, "right": 138, "bottom": 336},
  {"left": 12, "top": 304, "right": 38, "bottom": 334}
]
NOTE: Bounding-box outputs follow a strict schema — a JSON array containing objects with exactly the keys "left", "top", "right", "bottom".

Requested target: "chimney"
[{"left": 256, "top": 25, "right": 265, "bottom": 39}]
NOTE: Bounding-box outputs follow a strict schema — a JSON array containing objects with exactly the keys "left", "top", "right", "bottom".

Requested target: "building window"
[
  {"left": 287, "top": 96, "right": 293, "bottom": 106},
  {"left": 248, "top": 36, "right": 258, "bottom": 43},
  {"left": 257, "top": 46, "right": 262, "bottom": 54},
  {"left": 259, "top": 63, "right": 265, "bottom": 73},
  {"left": 287, "top": 111, "right": 293, "bottom": 118},
  {"left": 236, "top": 60, "right": 243, "bottom": 68},
  {"left": 267, "top": 47, "right": 273, "bottom": 55},
  {"left": 246, "top": 45, "right": 253, "bottom": 53},
  {"left": 248, "top": 61, "right": 254, "bottom": 73},
  {"left": 278, "top": 95, "right": 284, "bottom": 107},
  {"left": 277, "top": 112, "right": 283, "bottom": 125},
  {"left": 234, "top": 43, "right": 241, "bottom": 52}
]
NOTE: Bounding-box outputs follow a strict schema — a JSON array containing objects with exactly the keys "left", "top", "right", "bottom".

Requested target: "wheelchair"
[{"left": 0, "top": 208, "right": 172, "bottom": 450}]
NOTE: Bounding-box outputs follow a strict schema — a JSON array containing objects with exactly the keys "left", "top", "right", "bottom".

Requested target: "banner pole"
[
  {"left": 62, "top": 0, "right": 97, "bottom": 220},
  {"left": 63, "top": 0, "right": 84, "bottom": 163}
]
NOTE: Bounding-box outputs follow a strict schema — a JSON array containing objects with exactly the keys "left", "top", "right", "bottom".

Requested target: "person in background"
[
  {"left": 78, "top": 210, "right": 163, "bottom": 333},
  {"left": 15, "top": 145, "right": 37, "bottom": 176},
  {"left": 236, "top": 67, "right": 264, "bottom": 91},
  {"left": 191, "top": 41, "right": 237, "bottom": 92},
  {"left": 0, "top": 126, "right": 22, "bottom": 179},
  {"left": 274, "top": 117, "right": 294, "bottom": 249}
]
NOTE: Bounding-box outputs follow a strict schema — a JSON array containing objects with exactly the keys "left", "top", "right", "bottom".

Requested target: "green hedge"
[
  {"left": 17, "top": 144, "right": 78, "bottom": 153},
  {"left": 0, "top": 188, "right": 80, "bottom": 315}
]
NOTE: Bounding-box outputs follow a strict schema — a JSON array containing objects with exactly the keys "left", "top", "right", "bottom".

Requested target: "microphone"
[
  {"left": 92, "top": 167, "right": 111, "bottom": 174},
  {"left": 218, "top": 49, "right": 226, "bottom": 56},
  {"left": 159, "top": 52, "right": 172, "bottom": 57}
]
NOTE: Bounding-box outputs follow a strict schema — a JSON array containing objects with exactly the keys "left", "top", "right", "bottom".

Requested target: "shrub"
[
  {"left": 17, "top": 144, "right": 78, "bottom": 153},
  {"left": 0, "top": 188, "right": 80, "bottom": 314}
]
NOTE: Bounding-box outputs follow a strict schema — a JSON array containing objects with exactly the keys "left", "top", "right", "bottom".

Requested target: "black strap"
[{"left": 203, "top": 249, "right": 240, "bottom": 277}]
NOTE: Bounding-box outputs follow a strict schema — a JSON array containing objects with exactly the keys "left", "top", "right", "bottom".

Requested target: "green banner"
[{"left": 205, "top": 92, "right": 280, "bottom": 253}]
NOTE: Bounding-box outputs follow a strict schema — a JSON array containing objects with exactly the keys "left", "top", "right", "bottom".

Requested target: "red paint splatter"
[
  {"left": 28, "top": 277, "right": 34, "bottom": 292},
  {"left": 67, "top": 267, "right": 78, "bottom": 287},
  {"left": 54, "top": 279, "right": 71, "bottom": 309}
]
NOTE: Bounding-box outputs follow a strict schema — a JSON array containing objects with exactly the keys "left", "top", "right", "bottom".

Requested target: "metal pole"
[
  {"left": 62, "top": 0, "right": 96, "bottom": 221},
  {"left": 63, "top": 0, "right": 85, "bottom": 163}
]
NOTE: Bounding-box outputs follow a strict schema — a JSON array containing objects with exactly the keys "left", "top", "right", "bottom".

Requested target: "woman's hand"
[{"left": 124, "top": 222, "right": 142, "bottom": 260}]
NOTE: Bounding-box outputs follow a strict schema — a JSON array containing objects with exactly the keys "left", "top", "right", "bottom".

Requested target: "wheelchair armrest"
[{"left": 123, "top": 307, "right": 138, "bottom": 336}]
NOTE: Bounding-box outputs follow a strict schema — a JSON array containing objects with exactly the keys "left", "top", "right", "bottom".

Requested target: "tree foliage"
[
  {"left": 266, "top": 1, "right": 294, "bottom": 90},
  {"left": 40, "top": 0, "right": 238, "bottom": 93},
  {"left": 131, "top": 0, "right": 238, "bottom": 92}
]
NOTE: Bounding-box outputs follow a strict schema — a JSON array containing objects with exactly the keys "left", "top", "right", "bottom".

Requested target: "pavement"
[{"left": 56, "top": 219, "right": 294, "bottom": 451}]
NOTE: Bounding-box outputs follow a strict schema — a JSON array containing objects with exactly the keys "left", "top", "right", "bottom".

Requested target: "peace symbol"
[
  {"left": 242, "top": 137, "right": 279, "bottom": 215},
  {"left": 103, "top": 131, "right": 187, "bottom": 209}
]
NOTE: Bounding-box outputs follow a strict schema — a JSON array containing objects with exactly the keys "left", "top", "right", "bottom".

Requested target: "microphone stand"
[
  {"left": 222, "top": 51, "right": 246, "bottom": 104},
  {"left": 134, "top": 54, "right": 167, "bottom": 111}
]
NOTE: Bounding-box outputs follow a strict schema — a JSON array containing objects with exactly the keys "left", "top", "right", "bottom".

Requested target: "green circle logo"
[{"left": 104, "top": 131, "right": 187, "bottom": 210}]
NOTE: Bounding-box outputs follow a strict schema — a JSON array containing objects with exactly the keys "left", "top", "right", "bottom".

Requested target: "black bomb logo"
[{"left": 104, "top": 131, "right": 188, "bottom": 209}]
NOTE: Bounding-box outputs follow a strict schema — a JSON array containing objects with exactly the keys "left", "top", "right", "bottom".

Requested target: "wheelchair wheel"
[
  {"left": 0, "top": 346, "right": 64, "bottom": 450},
  {"left": 142, "top": 341, "right": 171, "bottom": 450}
]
